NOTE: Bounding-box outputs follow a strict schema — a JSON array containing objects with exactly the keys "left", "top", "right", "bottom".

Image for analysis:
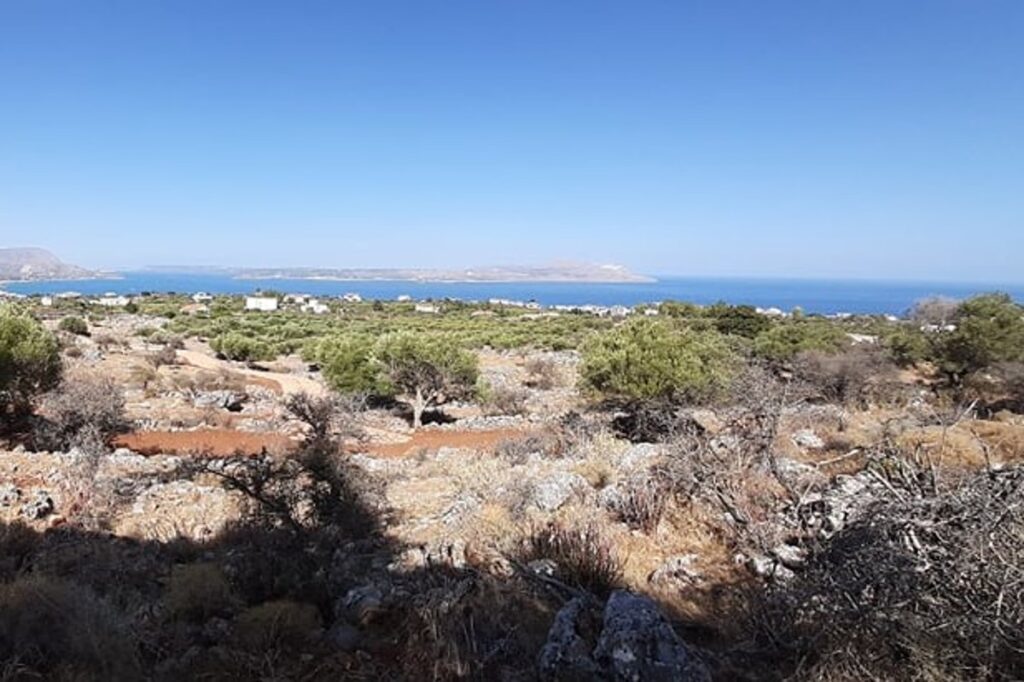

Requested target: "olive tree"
[
  {"left": 580, "top": 318, "right": 737, "bottom": 406},
  {"left": 374, "top": 333, "right": 478, "bottom": 428},
  {"left": 0, "top": 306, "right": 62, "bottom": 423}
]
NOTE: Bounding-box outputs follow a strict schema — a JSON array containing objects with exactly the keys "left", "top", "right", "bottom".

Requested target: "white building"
[
  {"left": 95, "top": 293, "right": 130, "bottom": 307},
  {"left": 192, "top": 292, "right": 213, "bottom": 303},
  {"left": 342, "top": 292, "right": 363, "bottom": 303},
  {"left": 39, "top": 295, "right": 54, "bottom": 307},
  {"left": 396, "top": 295, "right": 412, "bottom": 302},
  {"left": 643, "top": 308, "right": 660, "bottom": 316},
  {"left": 245, "top": 296, "right": 279, "bottom": 312},
  {"left": 302, "top": 299, "right": 330, "bottom": 314},
  {"left": 414, "top": 303, "right": 440, "bottom": 314},
  {"left": 847, "top": 333, "right": 879, "bottom": 345}
]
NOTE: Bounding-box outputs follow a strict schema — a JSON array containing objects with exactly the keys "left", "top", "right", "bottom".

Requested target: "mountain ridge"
[{"left": 0, "top": 248, "right": 95, "bottom": 281}]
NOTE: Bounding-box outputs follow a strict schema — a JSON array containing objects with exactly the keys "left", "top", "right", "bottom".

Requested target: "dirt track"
[
  {"left": 177, "top": 348, "right": 326, "bottom": 396},
  {"left": 114, "top": 429, "right": 297, "bottom": 456}
]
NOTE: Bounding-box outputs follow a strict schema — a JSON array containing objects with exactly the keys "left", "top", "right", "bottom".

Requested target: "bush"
[
  {"left": 792, "top": 346, "right": 894, "bottom": 406},
  {"left": 234, "top": 600, "right": 321, "bottom": 650},
  {"left": 761, "top": 465, "right": 1024, "bottom": 680},
  {"left": 166, "top": 563, "right": 238, "bottom": 622},
  {"left": 0, "top": 306, "right": 63, "bottom": 422},
  {"left": 935, "top": 293, "right": 1024, "bottom": 383},
  {"left": 752, "top": 319, "right": 849, "bottom": 363},
  {"left": 0, "top": 575, "right": 140, "bottom": 678},
  {"left": 709, "top": 303, "right": 772, "bottom": 339},
  {"left": 521, "top": 521, "right": 624, "bottom": 596},
  {"left": 884, "top": 326, "right": 932, "bottom": 367},
  {"left": 211, "top": 332, "right": 274, "bottom": 362},
  {"left": 525, "top": 356, "right": 561, "bottom": 389},
  {"left": 605, "top": 474, "right": 669, "bottom": 533},
  {"left": 58, "top": 315, "right": 89, "bottom": 336},
  {"left": 313, "top": 335, "right": 382, "bottom": 395},
  {"left": 479, "top": 384, "right": 529, "bottom": 417},
  {"left": 580, "top": 318, "right": 736, "bottom": 406},
  {"left": 34, "top": 375, "right": 126, "bottom": 452}
]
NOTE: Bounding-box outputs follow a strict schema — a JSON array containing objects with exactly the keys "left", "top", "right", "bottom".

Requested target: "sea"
[{"left": 3, "top": 273, "right": 1023, "bottom": 317}]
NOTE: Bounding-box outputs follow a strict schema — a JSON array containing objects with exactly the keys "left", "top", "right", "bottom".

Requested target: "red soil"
[
  {"left": 114, "top": 427, "right": 525, "bottom": 459},
  {"left": 113, "top": 429, "right": 297, "bottom": 457},
  {"left": 366, "top": 428, "right": 525, "bottom": 458}
]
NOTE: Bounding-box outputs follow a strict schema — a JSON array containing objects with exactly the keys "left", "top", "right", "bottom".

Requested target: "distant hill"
[
  {"left": 147, "top": 262, "right": 655, "bottom": 283},
  {"left": 0, "top": 248, "right": 95, "bottom": 281}
]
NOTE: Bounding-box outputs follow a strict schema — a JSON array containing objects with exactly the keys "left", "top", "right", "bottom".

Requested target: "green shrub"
[
  {"left": 313, "top": 336, "right": 382, "bottom": 394},
  {"left": 0, "top": 306, "right": 63, "bottom": 421},
  {"left": 884, "top": 326, "right": 932, "bottom": 367},
  {"left": 934, "top": 293, "right": 1024, "bottom": 382},
  {"left": 708, "top": 303, "right": 773, "bottom": 339},
  {"left": 580, "top": 318, "right": 737, "bottom": 405},
  {"left": 211, "top": 332, "right": 274, "bottom": 362},
  {"left": 58, "top": 315, "right": 89, "bottom": 336},
  {"left": 752, "top": 320, "right": 848, "bottom": 363}
]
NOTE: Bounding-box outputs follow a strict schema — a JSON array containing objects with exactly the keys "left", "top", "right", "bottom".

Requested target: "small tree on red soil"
[{"left": 374, "top": 333, "right": 478, "bottom": 429}]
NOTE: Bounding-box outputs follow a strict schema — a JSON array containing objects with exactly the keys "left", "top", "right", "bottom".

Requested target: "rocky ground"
[{"left": 2, "top": 317, "right": 1023, "bottom": 679}]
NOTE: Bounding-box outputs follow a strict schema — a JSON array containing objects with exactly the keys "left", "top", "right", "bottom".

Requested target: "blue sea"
[{"left": 3, "top": 272, "right": 1023, "bottom": 316}]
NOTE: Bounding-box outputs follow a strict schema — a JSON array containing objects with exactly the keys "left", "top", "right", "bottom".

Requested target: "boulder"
[
  {"left": 594, "top": 591, "right": 710, "bottom": 681},
  {"left": 531, "top": 472, "right": 587, "bottom": 512},
  {"left": 21, "top": 490, "right": 54, "bottom": 520},
  {"left": 0, "top": 484, "right": 21, "bottom": 507},
  {"left": 537, "top": 598, "right": 604, "bottom": 681},
  {"left": 538, "top": 592, "right": 710, "bottom": 682},
  {"left": 792, "top": 429, "right": 825, "bottom": 449},
  {"left": 648, "top": 554, "right": 703, "bottom": 589}
]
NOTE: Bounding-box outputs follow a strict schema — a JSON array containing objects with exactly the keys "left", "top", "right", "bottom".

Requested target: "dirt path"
[
  {"left": 114, "top": 429, "right": 297, "bottom": 456},
  {"left": 177, "top": 349, "right": 326, "bottom": 396},
  {"left": 364, "top": 427, "right": 525, "bottom": 458}
]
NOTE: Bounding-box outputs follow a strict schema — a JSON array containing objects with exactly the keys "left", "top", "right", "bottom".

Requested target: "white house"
[
  {"left": 95, "top": 293, "right": 130, "bottom": 307},
  {"left": 396, "top": 295, "right": 412, "bottom": 302},
  {"left": 643, "top": 307, "right": 660, "bottom": 316},
  {"left": 39, "top": 295, "right": 54, "bottom": 307},
  {"left": 302, "top": 299, "right": 330, "bottom": 314},
  {"left": 342, "top": 292, "right": 363, "bottom": 303},
  {"left": 245, "top": 296, "right": 279, "bottom": 312},
  {"left": 414, "top": 303, "right": 440, "bottom": 314},
  {"left": 847, "top": 333, "right": 879, "bottom": 345},
  {"left": 192, "top": 292, "right": 214, "bottom": 303}
]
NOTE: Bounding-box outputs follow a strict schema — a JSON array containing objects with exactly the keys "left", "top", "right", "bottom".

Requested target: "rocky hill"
[{"left": 0, "top": 247, "right": 94, "bottom": 280}]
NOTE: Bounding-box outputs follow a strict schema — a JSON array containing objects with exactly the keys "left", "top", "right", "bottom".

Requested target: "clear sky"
[{"left": 1, "top": 1, "right": 1022, "bottom": 281}]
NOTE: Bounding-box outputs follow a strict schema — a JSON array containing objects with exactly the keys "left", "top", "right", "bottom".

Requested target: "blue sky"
[{"left": 1, "top": 1, "right": 1022, "bottom": 281}]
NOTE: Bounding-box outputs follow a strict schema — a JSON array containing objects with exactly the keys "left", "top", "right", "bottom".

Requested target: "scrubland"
[{"left": 0, "top": 293, "right": 1022, "bottom": 681}]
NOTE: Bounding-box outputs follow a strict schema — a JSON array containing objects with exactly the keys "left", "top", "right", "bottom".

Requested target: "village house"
[
  {"left": 342, "top": 292, "right": 363, "bottom": 303},
  {"left": 95, "top": 293, "right": 130, "bottom": 307},
  {"left": 191, "top": 292, "right": 214, "bottom": 303},
  {"left": 302, "top": 299, "right": 330, "bottom": 314},
  {"left": 414, "top": 302, "right": 440, "bottom": 314},
  {"left": 245, "top": 296, "right": 279, "bottom": 312}
]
